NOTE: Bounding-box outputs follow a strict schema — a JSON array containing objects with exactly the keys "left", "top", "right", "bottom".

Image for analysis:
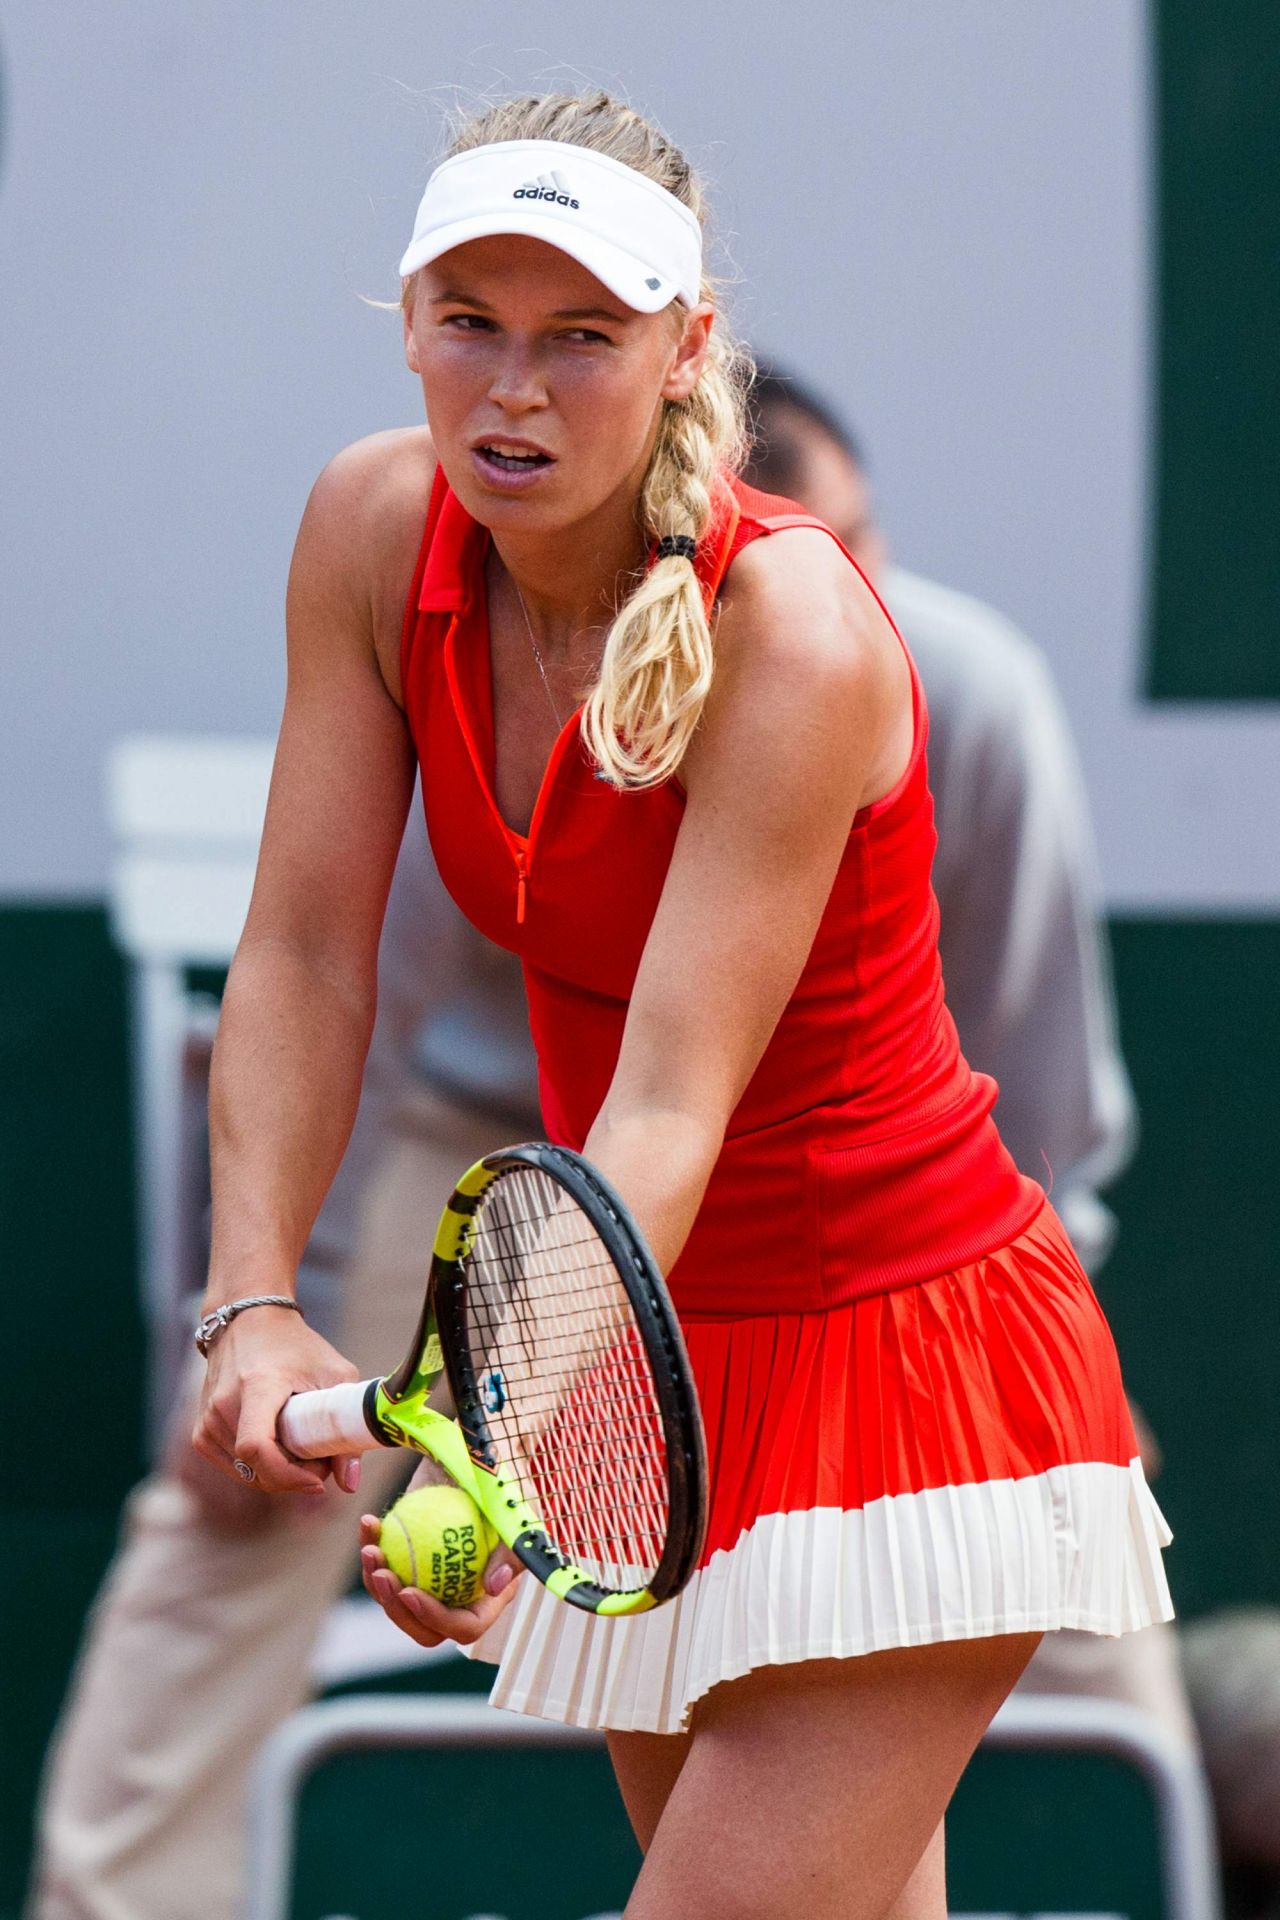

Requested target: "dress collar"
[
  {"left": 417, "top": 467, "right": 742, "bottom": 617},
  {"left": 416, "top": 474, "right": 485, "bottom": 613}
]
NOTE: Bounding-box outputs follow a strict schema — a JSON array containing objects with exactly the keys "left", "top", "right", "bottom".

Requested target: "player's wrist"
[
  {"left": 204, "top": 1216, "right": 301, "bottom": 1304},
  {"left": 193, "top": 1295, "right": 304, "bottom": 1357},
  {"left": 200, "top": 1251, "right": 298, "bottom": 1319}
]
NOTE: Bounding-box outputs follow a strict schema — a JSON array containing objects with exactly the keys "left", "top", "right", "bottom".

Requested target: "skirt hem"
[
  {"left": 486, "top": 1597, "right": 1179, "bottom": 1736},
  {"left": 471, "top": 1457, "right": 1176, "bottom": 1735}
]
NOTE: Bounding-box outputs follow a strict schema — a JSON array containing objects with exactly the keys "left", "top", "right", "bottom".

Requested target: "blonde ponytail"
[{"left": 441, "top": 90, "right": 754, "bottom": 788}]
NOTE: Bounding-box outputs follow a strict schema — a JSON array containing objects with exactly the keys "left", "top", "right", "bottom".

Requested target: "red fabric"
[
  {"left": 402, "top": 473, "right": 1043, "bottom": 1314},
  {"left": 685, "top": 1202, "right": 1136, "bottom": 1560}
]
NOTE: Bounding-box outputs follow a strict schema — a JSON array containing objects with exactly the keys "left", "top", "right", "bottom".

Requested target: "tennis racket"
[{"left": 278, "top": 1143, "right": 707, "bottom": 1615}]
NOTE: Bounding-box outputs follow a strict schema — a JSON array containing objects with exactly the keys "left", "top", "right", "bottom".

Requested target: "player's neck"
[{"left": 489, "top": 488, "right": 649, "bottom": 652}]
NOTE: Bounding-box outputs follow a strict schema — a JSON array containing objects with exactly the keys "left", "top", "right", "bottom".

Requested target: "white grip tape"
[{"left": 278, "top": 1380, "right": 379, "bottom": 1459}]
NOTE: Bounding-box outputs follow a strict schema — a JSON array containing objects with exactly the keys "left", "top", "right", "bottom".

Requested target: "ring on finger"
[{"left": 233, "top": 1458, "right": 256, "bottom": 1482}]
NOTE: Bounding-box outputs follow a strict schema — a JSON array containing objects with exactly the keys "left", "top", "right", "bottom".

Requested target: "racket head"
[{"left": 430, "top": 1143, "right": 707, "bottom": 1614}]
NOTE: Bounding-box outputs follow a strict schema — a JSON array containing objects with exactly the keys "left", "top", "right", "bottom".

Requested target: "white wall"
[{"left": 2, "top": 2, "right": 1275, "bottom": 904}]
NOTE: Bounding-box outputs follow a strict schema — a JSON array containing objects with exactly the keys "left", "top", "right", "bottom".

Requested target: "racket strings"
[
  {"left": 463, "top": 1167, "right": 670, "bottom": 1590},
  {"left": 473, "top": 1175, "right": 667, "bottom": 1577}
]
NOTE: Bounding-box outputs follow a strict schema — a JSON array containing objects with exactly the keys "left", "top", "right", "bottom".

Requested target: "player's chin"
[{"left": 449, "top": 459, "right": 612, "bottom": 540}]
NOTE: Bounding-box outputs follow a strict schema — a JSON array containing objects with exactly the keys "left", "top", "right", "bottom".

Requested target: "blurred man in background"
[{"left": 30, "top": 370, "right": 1194, "bottom": 1920}]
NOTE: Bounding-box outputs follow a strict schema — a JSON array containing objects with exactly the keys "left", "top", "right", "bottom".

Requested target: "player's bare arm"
[{"left": 194, "top": 432, "right": 428, "bottom": 1492}]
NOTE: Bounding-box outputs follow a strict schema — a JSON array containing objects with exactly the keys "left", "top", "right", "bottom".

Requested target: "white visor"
[{"left": 398, "top": 139, "right": 704, "bottom": 314}]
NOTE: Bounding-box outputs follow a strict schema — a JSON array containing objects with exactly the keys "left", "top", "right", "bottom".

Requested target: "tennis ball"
[{"left": 379, "top": 1484, "right": 501, "bottom": 1608}]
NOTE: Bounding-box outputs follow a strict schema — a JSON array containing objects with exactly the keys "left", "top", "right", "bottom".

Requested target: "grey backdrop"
[{"left": 3, "top": 1, "right": 1276, "bottom": 905}]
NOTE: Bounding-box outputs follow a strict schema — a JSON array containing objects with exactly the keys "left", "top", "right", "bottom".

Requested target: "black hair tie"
[{"left": 656, "top": 534, "right": 697, "bottom": 562}]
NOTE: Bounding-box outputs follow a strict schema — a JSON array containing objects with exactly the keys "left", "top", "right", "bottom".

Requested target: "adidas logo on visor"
[{"left": 513, "top": 170, "right": 580, "bottom": 210}]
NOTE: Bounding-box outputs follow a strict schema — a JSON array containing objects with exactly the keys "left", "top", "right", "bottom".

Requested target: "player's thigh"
[
  {"left": 884, "top": 1820, "right": 946, "bottom": 1920},
  {"left": 606, "top": 1728, "right": 692, "bottom": 1851},
  {"left": 625, "top": 1632, "right": 1041, "bottom": 1920}
]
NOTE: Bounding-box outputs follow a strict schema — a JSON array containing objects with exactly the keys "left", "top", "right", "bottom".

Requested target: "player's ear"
[
  {"left": 661, "top": 302, "right": 713, "bottom": 405},
  {"left": 403, "top": 281, "right": 422, "bottom": 375}
]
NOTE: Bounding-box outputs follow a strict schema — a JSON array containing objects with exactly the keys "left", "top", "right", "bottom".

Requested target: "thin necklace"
[{"left": 512, "top": 578, "right": 569, "bottom": 731}]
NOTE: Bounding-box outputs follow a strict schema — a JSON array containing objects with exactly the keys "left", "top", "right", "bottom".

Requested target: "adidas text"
[
  {"left": 513, "top": 185, "right": 580, "bottom": 209},
  {"left": 514, "top": 173, "right": 580, "bottom": 210}
]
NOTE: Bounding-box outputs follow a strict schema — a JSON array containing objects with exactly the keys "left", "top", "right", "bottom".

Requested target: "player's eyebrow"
[
  {"left": 549, "top": 306, "right": 629, "bottom": 323},
  {"left": 428, "top": 291, "right": 627, "bottom": 325},
  {"left": 429, "top": 288, "right": 495, "bottom": 309}
]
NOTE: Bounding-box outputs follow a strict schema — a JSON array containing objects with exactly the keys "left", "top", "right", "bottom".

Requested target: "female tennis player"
[{"left": 194, "top": 90, "right": 1173, "bottom": 1918}]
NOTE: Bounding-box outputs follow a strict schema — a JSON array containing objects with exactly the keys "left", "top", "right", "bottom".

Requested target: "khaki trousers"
[
  {"left": 30, "top": 1087, "right": 1197, "bottom": 1919},
  {"left": 30, "top": 1089, "right": 500, "bottom": 1920}
]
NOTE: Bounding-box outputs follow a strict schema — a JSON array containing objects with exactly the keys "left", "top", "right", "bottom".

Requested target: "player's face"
[
  {"left": 405, "top": 235, "right": 712, "bottom": 538},
  {"left": 781, "top": 415, "right": 889, "bottom": 582}
]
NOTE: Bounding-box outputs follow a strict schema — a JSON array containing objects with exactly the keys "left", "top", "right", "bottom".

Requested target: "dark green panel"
[
  {"left": 285, "top": 1726, "right": 1164, "bottom": 1920},
  {"left": 1103, "top": 917, "right": 1280, "bottom": 1613},
  {"left": 0, "top": 906, "right": 145, "bottom": 1511},
  {"left": 0, "top": 907, "right": 145, "bottom": 1917},
  {"left": 1148, "top": 1, "right": 1280, "bottom": 697},
  {"left": 291, "top": 1741, "right": 641, "bottom": 1920},
  {"left": 0, "top": 910, "right": 142, "bottom": 1920},
  {"left": 949, "top": 1746, "right": 1162, "bottom": 1920}
]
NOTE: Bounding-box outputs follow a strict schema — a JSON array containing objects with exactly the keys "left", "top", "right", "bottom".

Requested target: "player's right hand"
[
  {"left": 358, "top": 1512, "right": 524, "bottom": 1649},
  {"left": 193, "top": 1305, "right": 362, "bottom": 1495}
]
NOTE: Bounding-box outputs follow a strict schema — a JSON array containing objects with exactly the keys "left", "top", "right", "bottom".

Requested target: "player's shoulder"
[
  {"left": 303, "top": 426, "right": 435, "bottom": 562},
  {"left": 289, "top": 427, "right": 436, "bottom": 642},
  {"left": 719, "top": 519, "right": 894, "bottom": 701}
]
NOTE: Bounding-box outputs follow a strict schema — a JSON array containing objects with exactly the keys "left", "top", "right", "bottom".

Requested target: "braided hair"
[{"left": 432, "top": 90, "right": 754, "bottom": 788}]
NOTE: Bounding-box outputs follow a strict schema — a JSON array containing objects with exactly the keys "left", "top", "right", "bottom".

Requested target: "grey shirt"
[
  {"left": 883, "top": 566, "right": 1135, "bottom": 1268},
  {"left": 305, "top": 566, "right": 1134, "bottom": 1304}
]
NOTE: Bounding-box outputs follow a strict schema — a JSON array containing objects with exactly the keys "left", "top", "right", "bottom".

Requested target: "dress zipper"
[{"left": 443, "top": 612, "right": 575, "bottom": 930}]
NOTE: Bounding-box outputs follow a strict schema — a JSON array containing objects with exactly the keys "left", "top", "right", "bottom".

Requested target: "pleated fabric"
[{"left": 466, "top": 1203, "right": 1175, "bottom": 1734}]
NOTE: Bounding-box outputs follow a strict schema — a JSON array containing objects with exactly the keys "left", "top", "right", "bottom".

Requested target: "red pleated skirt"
[{"left": 467, "top": 1202, "right": 1174, "bottom": 1733}]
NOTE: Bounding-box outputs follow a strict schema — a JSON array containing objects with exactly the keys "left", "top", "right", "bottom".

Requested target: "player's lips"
[{"left": 470, "top": 437, "right": 557, "bottom": 493}]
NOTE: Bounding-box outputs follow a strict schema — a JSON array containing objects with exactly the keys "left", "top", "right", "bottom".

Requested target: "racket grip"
[{"left": 278, "top": 1380, "right": 381, "bottom": 1459}]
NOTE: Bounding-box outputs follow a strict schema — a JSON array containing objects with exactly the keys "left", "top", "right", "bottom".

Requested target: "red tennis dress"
[{"left": 401, "top": 468, "right": 1174, "bottom": 1733}]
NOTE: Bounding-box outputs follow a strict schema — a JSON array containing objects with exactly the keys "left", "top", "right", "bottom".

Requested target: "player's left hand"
[{"left": 358, "top": 1513, "right": 524, "bottom": 1648}]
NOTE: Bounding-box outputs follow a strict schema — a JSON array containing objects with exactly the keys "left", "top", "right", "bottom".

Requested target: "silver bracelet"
[{"left": 194, "top": 1294, "right": 302, "bottom": 1357}]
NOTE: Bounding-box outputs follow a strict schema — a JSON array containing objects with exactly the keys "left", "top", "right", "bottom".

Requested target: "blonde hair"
[{"left": 408, "top": 91, "right": 754, "bottom": 788}]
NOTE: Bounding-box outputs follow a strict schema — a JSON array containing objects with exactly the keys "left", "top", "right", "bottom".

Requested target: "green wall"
[
  {"left": 284, "top": 1740, "right": 1170, "bottom": 1920},
  {"left": 1147, "top": 0, "right": 1280, "bottom": 698},
  {"left": 1101, "top": 918, "right": 1280, "bottom": 1616},
  {"left": 2, "top": 903, "right": 1279, "bottom": 1913},
  {"left": 0, "top": 908, "right": 144, "bottom": 1919}
]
